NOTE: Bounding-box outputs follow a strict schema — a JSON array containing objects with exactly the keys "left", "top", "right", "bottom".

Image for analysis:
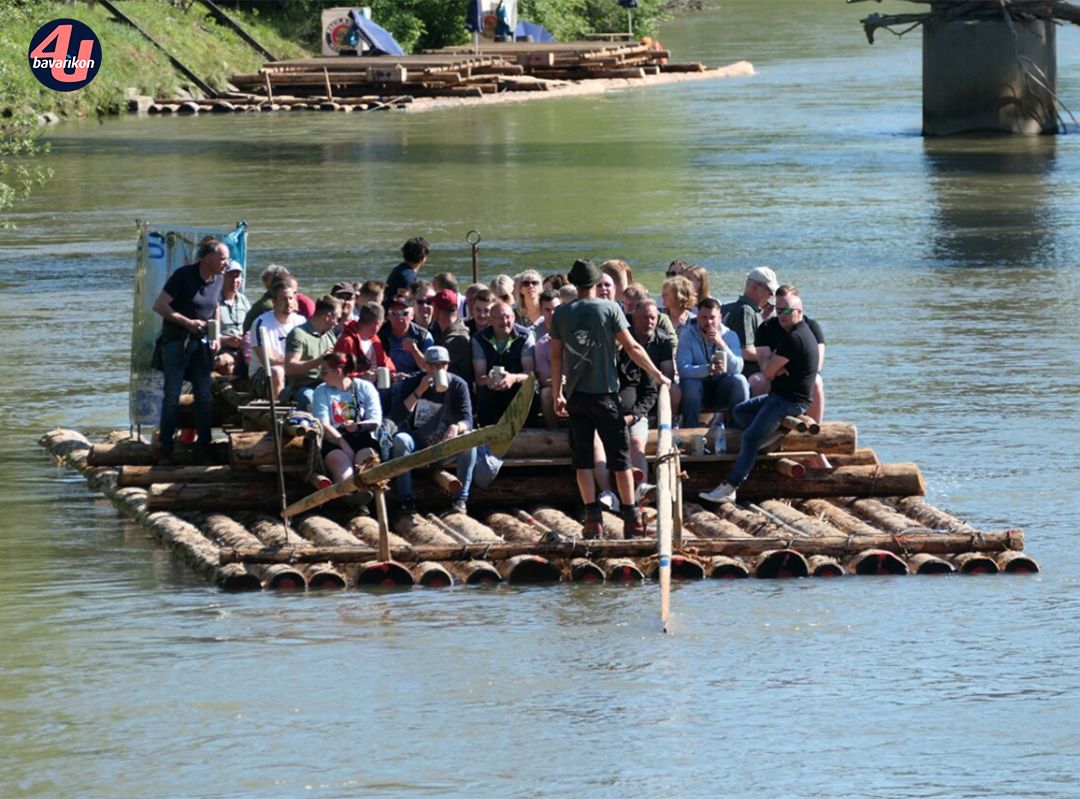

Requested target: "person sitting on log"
[
  {"left": 472, "top": 300, "right": 537, "bottom": 427},
  {"left": 550, "top": 259, "right": 671, "bottom": 540},
  {"left": 430, "top": 288, "right": 472, "bottom": 385},
  {"left": 358, "top": 278, "right": 385, "bottom": 308},
  {"left": 152, "top": 237, "right": 229, "bottom": 466},
  {"left": 661, "top": 274, "right": 698, "bottom": 341},
  {"left": 749, "top": 285, "right": 827, "bottom": 424},
  {"left": 411, "top": 279, "right": 436, "bottom": 332},
  {"left": 677, "top": 297, "right": 748, "bottom": 428},
  {"left": 249, "top": 280, "right": 306, "bottom": 402},
  {"left": 282, "top": 294, "right": 341, "bottom": 411},
  {"left": 513, "top": 269, "right": 544, "bottom": 328},
  {"left": 330, "top": 282, "right": 356, "bottom": 333},
  {"left": 242, "top": 263, "right": 290, "bottom": 334},
  {"left": 311, "top": 352, "right": 383, "bottom": 492},
  {"left": 214, "top": 259, "right": 250, "bottom": 378},
  {"left": 533, "top": 290, "right": 562, "bottom": 428},
  {"left": 384, "top": 236, "right": 429, "bottom": 311},
  {"left": 720, "top": 266, "right": 779, "bottom": 378},
  {"left": 388, "top": 346, "right": 475, "bottom": 515},
  {"left": 465, "top": 287, "right": 494, "bottom": 336},
  {"left": 379, "top": 296, "right": 433, "bottom": 374},
  {"left": 335, "top": 301, "right": 395, "bottom": 384},
  {"left": 700, "top": 291, "right": 819, "bottom": 505}
]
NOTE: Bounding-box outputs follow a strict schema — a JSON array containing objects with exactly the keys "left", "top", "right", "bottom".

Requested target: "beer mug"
[
  {"left": 711, "top": 348, "right": 727, "bottom": 373},
  {"left": 691, "top": 434, "right": 707, "bottom": 457},
  {"left": 434, "top": 367, "right": 450, "bottom": 393},
  {"left": 206, "top": 319, "right": 219, "bottom": 341},
  {"left": 376, "top": 366, "right": 391, "bottom": 389},
  {"left": 489, "top": 365, "right": 506, "bottom": 384}
]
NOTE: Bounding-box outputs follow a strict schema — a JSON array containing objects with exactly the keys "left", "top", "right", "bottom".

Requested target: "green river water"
[{"left": 2, "top": 2, "right": 1080, "bottom": 797}]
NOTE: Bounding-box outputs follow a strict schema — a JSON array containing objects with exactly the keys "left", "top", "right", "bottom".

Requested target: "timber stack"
[
  {"left": 39, "top": 395, "right": 1036, "bottom": 590},
  {"left": 148, "top": 42, "right": 721, "bottom": 113}
]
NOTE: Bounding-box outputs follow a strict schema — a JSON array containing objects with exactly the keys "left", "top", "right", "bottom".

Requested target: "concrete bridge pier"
[{"left": 923, "top": 15, "right": 1058, "bottom": 136}]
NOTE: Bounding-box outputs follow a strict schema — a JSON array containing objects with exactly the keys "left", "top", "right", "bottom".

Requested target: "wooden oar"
[
  {"left": 259, "top": 329, "right": 291, "bottom": 543},
  {"left": 654, "top": 385, "right": 675, "bottom": 633},
  {"left": 282, "top": 375, "right": 535, "bottom": 519}
]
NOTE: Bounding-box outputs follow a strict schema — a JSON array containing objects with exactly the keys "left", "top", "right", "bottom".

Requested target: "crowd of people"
[{"left": 152, "top": 236, "right": 824, "bottom": 536}]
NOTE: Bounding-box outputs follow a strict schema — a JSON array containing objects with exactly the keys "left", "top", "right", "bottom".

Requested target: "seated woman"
[
  {"left": 311, "top": 352, "right": 383, "bottom": 484},
  {"left": 513, "top": 269, "right": 545, "bottom": 329},
  {"left": 661, "top": 275, "right": 698, "bottom": 340}
]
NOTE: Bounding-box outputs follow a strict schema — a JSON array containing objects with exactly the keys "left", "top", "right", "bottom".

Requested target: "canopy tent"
[{"left": 514, "top": 19, "right": 555, "bottom": 43}]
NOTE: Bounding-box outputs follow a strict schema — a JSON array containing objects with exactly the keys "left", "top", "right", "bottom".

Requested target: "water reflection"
[{"left": 924, "top": 136, "right": 1058, "bottom": 266}]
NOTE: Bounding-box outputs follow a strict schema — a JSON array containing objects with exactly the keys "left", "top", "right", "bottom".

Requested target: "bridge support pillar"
[{"left": 923, "top": 15, "right": 1058, "bottom": 135}]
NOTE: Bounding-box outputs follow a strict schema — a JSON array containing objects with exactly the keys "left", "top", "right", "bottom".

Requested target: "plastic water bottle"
[{"left": 711, "top": 419, "right": 726, "bottom": 454}]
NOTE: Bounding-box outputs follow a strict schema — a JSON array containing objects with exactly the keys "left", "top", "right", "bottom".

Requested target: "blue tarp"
[
  {"left": 349, "top": 9, "right": 405, "bottom": 57},
  {"left": 514, "top": 19, "right": 555, "bottom": 43}
]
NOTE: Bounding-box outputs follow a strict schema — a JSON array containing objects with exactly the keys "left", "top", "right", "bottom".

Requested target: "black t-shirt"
[
  {"left": 161, "top": 263, "right": 222, "bottom": 340},
  {"left": 755, "top": 316, "right": 825, "bottom": 352},
  {"left": 770, "top": 320, "right": 819, "bottom": 404},
  {"left": 384, "top": 262, "right": 418, "bottom": 308},
  {"left": 642, "top": 330, "right": 674, "bottom": 368}
]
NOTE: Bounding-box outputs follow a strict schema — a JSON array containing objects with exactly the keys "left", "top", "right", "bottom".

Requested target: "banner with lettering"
[{"left": 129, "top": 221, "right": 248, "bottom": 429}]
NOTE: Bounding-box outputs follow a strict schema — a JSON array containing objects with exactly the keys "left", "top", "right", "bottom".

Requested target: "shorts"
[
  {"left": 320, "top": 427, "right": 378, "bottom": 459},
  {"left": 567, "top": 391, "right": 631, "bottom": 472}
]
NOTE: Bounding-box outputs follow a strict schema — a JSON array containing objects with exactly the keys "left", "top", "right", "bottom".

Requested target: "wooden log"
[
  {"left": 754, "top": 549, "right": 809, "bottom": 578},
  {"left": 448, "top": 560, "right": 502, "bottom": 585},
  {"left": 757, "top": 500, "right": 842, "bottom": 538},
  {"left": 220, "top": 528, "right": 1026, "bottom": 565},
  {"left": 817, "top": 448, "right": 879, "bottom": 467},
  {"left": 346, "top": 515, "right": 411, "bottom": 550},
  {"left": 147, "top": 481, "right": 300, "bottom": 511},
  {"left": 775, "top": 458, "right": 806, "bottom": 479},
  {"left": 705, "top": 555, "right": 750, "bottom": 579},
  {"left": 39, "top": 428, "right": 92, "bottom": 459},
  {"left": 908, "top": 553, "right": 955, "bottom": 575},
  {"left": 847, "top": 549, "right": 909, "bottom": 575},
  {"left": 710, "top": 502, "right": 791, "bottom": 538},
  {"left": 601, "top": 558, "right": 645, "bottom": 581},
  {"left": 119, "top": 464, "right": 240, "bottom": 486},
  {"left": 796, "top": 498, "right": 881, "bottom": 536},
  {"left": 890, "top": 496, "right": 977, "bottom": 533},
  {"left": 304, "top": 565, "right": 347, "bottom": 589},
  {"left": 644, "top": 554, "right": 705, "bottom": 580},
  {"left": 411, "top": 561, "right": 454, "bottom": 587},
  {"left": 260, "top": 563, "right": 308, "bottom": 590},
  {"left": 145, "top": 511, "right": 260, "bottom": 590},
  {"left": 567, "top": 558, "right": 605, "bottom": 583},
  {"left": 499, "top": 554, "right": 561, "bottom": 584},
  {"left": 197, "top": 512, "right": 307, "bottom": 590},
  {"left": 505, "top": 421, "right": 857, "bottom": 458},
  {"left": 996, "top": 551, "right": 1040, "bottom": 574},
  {"left": 600, "top": 510, "right": 624, "bottom": 540},
  {"left": 436, "top": 512, "right": 502, "bottom": 544},
  {"left": 395, "top": 513, "right": 457, "bottom": 546},
  {"left": 682, "top": 504, "right": 755, "bottom": 538},
  {"left": 229, "top": 431, "right": 307, "bottom": 468},
  {"left": 798, "top": 416, "right": 821, "bottom": 435},
  {"left": 841, "top": 497, "right": 930, "bottom": 535},
  {"left": 952, "top": 552, "right": 1000, "bottom": 574},
  {"left": 298, "top": 516, "right": 362, "bottom": 547},
  {"left": 780, "top": 415, "right": 809, "bottom": 433},
  {"left": 89, "top": 439, "right": 157, "bottom": 466},
  {"left": 244, "top": 513, "right": 310, "bottom": 548},
  {"left": 432, "top": 469, "right": 462, "bottom": 495},
  {"left": 355, "top": 560, "right": 414, "bottom": 587},
  {"left": 807, "top": 555, "right": 844, "bottom": 577},
  {"left": 530, "top": 507, "right": 583, "bottom": 538},
  {"left": 484, "top": 511, "right": 540, "bottom": 543}
]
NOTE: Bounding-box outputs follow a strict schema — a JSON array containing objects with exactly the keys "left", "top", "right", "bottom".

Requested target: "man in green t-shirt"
[
  {"left": 550, "top": 259, "right": 671, "bottom": 540},
  {"left": 283, "top": 295, "right": 341, "bottom": 410}
]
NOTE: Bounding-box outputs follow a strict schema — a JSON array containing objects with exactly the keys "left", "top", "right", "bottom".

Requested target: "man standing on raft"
[
  {"left": 550, "top": 259, "right": 671, "bottom": 539},
  {"left": 700, "top": 291, "right": 819, "bottom": 505}
]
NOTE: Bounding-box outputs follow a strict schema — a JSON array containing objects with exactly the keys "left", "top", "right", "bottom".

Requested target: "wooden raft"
[{"left": 40, "top": 422, "right": 1036, "bottom": 591}]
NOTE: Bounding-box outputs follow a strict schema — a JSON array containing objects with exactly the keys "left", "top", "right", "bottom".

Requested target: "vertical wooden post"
[
  {"left": 655, "top": 385, "right": 674, "bottom": 632},
  {"left": 673, "top": 454, "right": 684, "bottom": 548},
  {"left": 374, "top": 487, "right": 391, "bottom": 562},
  {"left": 263, "top": 72, "right": 274, "bottom": 103},
  {"left": 323, "top": 67, "right": 334, "bottom": 101}
]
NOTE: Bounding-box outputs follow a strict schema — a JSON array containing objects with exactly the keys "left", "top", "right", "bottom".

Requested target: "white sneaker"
[
  {"left": 699, "top": 481, "right": 737, "bottom": 504},
  {"left": 635, "top": 482, "right": 656, "bottom": 504},
  {"left": 598, "top": 490, "right": 620, "bottom": 513}
]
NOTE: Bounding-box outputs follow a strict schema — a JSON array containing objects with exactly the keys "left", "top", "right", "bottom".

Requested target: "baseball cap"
[
  {"left": 225, "top": 260, "right": 243, "bottom": 273},
  {"left": 331, "top": 281, "right": 356, "bottom": 297},
  {"left": 747, "top": 267, "right": 779, "bottom": 294},
  {"left": 388, "top": 295, "right": 410, "bottom": 309},
  {"left": 424, "top": 345, "right": 450, "bottom": 364},
  {"left": 432, "top": 288, "right": 458, "bottom": 312}
]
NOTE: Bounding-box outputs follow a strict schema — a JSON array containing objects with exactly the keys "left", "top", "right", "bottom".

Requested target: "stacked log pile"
[
  {"left": 39, "top": 423, "right": 1036, "bottom": 592},
  {"left": 148, "top": 42, "right": 714, "bottom": 113}
]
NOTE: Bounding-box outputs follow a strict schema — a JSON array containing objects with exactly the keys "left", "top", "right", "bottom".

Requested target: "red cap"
[{"left": 432, "top": 288, "right": 458, "bottom": 312}]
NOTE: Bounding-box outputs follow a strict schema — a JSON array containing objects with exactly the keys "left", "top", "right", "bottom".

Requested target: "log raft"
[{"left": 39, "top": 426, "right": 1037, "bottom": 591}]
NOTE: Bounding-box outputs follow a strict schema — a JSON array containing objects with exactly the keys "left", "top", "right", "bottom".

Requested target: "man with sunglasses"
[
  {"left": 700, "top": 292, "right": 818, "bottom": 505},
  {"left": 379, "top": 297, "right": 433, "bottom": 373}
]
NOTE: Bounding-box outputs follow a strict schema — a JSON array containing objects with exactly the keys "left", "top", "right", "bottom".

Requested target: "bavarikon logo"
[{"left": 28, "top": 18, "right": 102, "bottom": 92}]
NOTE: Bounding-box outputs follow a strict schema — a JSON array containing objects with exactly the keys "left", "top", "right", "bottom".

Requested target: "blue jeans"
[
  {"left": 159, "top": 336, "right": 213, "bottom": 450},
  {"left": 728, "top": 394, "right": 807, "bottom": 487},
  {"left": 391, "top": 431, "right": 476, "bottom": 504},
  {"left": 680, "top": 373, "right": 749, "bottom": 427}
]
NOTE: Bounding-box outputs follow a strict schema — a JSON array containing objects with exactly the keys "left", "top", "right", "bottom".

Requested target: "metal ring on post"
[{"left": 465, "top": 230, "right": 482, "bottom": 245}]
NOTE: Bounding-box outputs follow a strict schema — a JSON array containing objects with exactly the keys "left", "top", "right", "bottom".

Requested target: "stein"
[
  {"left": 434, "top": 367, "right": 450, "bottom": 393},
  {"left": 691, "top": 434, "right": 707, "bottom": 457},
  {"left": 489, "top": 365, "right": 506, "bottom": 384},
  {"left": 711, "top": 348, "right": 726, "bottom": 373},
  {"left": 206, "top": 319, "right": 219, "bottom": 341},
  {"left": 376, "top": 366, "right": 391, "bottom": 389}
]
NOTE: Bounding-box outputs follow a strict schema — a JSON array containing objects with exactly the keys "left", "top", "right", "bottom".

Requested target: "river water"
[{"left": 3, "top": 1, "right": 1080, "bottom": 796}]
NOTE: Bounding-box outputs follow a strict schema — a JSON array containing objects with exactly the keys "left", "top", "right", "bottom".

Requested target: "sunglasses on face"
[
  {"left": 666, "top": 270, "right": 681, "bottom": 277},
  {"left": 390, "top": 310, "right": 409, "bottom": 318},
  {"left": 415, "top": 298, "right": 433, "bottom": 305},
  {"left": 776, "top": 306, "right": 798, "bottom": 316},
  {"left": 521, "top": 280, "right": 540, "bottom": 286}
]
